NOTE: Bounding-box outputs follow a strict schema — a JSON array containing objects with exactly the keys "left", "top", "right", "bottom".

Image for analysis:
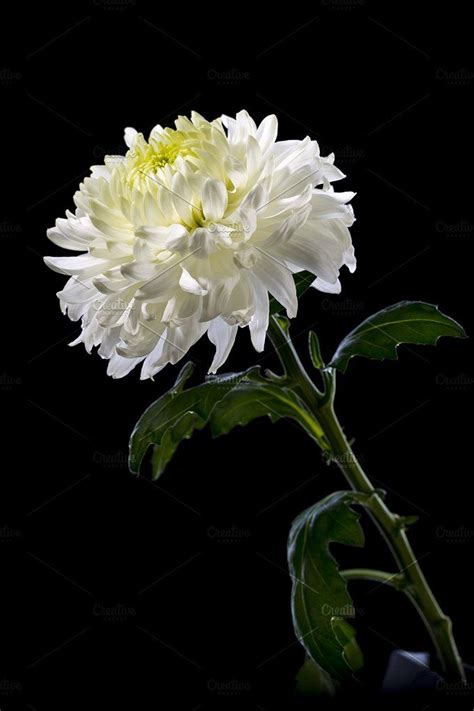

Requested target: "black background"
[{"left": 2, "top": 1, "right": 474, "bottom": 709}]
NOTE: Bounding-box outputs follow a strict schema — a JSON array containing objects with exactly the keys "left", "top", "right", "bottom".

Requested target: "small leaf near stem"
[{"left": 308, "top": 330, "right": 325, "bottom": 369}]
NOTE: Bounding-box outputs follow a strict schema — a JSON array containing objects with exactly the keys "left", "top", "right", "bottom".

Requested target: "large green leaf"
[
  {"left": 210, "top": 369, "right": 328, "bottom": 450},
  {"left": 270, "top": 270, "right": 314, "bottom": 314},
  {"left": 129, "top": 364, "right": 327, "bottom": 478},
  {"left": 288, "top": 491, "right": 370, "bottom": 683},
  {"left": 329, "top": 301, "right": 466, "bottom": 373},
  {"left": 129, "top": 364, "right": 257, "bottom": 478}
]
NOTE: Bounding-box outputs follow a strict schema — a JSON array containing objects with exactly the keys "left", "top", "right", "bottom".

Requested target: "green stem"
[
  {"left": 316, "top": 403, "right": 464, "bottom": 681},
  {"left": 342, "top": 568, "right": 406, "bottom": 591},
  {"left": 268, "top": 315, "right": 465, "bottom": 682}
]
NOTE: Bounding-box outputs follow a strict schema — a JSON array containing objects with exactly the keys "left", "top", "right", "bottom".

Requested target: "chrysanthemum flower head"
[{"left": 45, "top": 110, "right": 355, "bottom": 378}]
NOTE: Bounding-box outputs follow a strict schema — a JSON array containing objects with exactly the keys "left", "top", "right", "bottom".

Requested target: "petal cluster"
[{"left": 45, "top": 110, "right": 355, "bottom": 378}]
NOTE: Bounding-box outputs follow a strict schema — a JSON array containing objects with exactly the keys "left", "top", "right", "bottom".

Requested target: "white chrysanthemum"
[{"left": 45, "top": 110, "right": 356, "bottom": 379}]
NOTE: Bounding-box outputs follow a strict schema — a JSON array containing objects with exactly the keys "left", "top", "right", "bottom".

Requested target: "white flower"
[{"left": 45, "top": 110, "right": 356, "bottom": 379}]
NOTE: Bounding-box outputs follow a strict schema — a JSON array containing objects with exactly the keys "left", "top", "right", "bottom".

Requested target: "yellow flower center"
[
  {"left": 122, "top": 129, "right": 196, "bottom": 186},
  {"left": 142, "top": 142, "right": 181, "bottom": 171}
]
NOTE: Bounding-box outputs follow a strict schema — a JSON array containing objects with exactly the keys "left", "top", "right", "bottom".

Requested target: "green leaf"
[
  {"left": 308, "top": 330, "right": 325, "bottom": 369},
  {"left": 210, "top": 369, "right": 327, "bottom": 448},
  {"left": 295, "top": 657, "right": 336, "bottom": 697},
  {"left": 329, "top": 301, "right": 466, "bottom": 373},
  {"left": 129, "top": 365, "right": 256, "bottom": 478},
  {"left": 270, "top": 270, "right": 314, "bottom": 314},
  {"left": 129, "top": 364, "right": 329, "bottom": 478},
  {"left": 331, "top": 617, "right": 364, "bottom": 673},
  {"left": 288, "top": 491, "right": 370, "bottom": 683}
]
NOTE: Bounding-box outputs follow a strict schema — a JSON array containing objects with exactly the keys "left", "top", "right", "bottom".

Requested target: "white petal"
[
  {"left": 274, "top": 217, "right": 356, "bottom": 285},
  {"left": 162, "top": 292, "right": 200, "bottom": 323},
  {"left": 172, "top": 172, "right": 193, "bottom": 224},
  {"left": 272, "top": 139, "right": 300, "bottom": 163},
  {"left": 54, "top": 214, "right": 103, "bottom": 248},
  {"left": 133, "top": 264, "right": 180, "bottom": 301},
  {"left": 121, "top": 262, "right": 160, "bottom": 281},
  {"left": 98, "top": 327, "right": 121, "bottom": 359},
  {"left": 246, "top": 136, "right": 262, "bottom": 176},
  {"left": 118, "top": 318, "right": 163, "bottom": 357},
  {"left": 149, "top": 123, "right": 165, "bottom": 140},
  {"left": 191, "top": 111, "right": 208, "bottom": 127},
  {"left": 65, "top": 300, "right": 93, "bottom": 322},
  {"left": 224, "top": 155, "right": 246, "bottom": 190},
  {"left": 200, "top": 276, "right": 240, "bottom": 322},
  {"left": 259, "top": 205, "right": 311, "bottom": 249},
  {"left": 179, "top": 267, "right": 208, "bottom": 296},
  {"left": 107, "top": 352, "right": 143, "bottom": 378},
  {"left": 251, "top": 252, "right": 297, "bottom": 318},
  {"left": 272, "top": 234, "right": 337, "bottom": 283},
  {"left": 46, "top": 225, "right": 85, "bottom": 251},
  {"left": 222, "top": 275, "right": 254, "bottom": 325},
  {"left": 208, "top": 318, "right": 238, "bottom": 373},
  {"left": 222, "top": 110, "right": 257, "bottom": 144},
  {"left": 240, "top": 183, "right": 266, "bottom": 212},
  {"left": 248, "top": 274, "right": 269, "bottom": 352},
  {"left": 46, "top": 227, "right": 88, "bottom": 252},
  {"left": 133, "top": 238, "right": 154, "bottom": 263},
  {"left": 143, "top": 191, "right": 163, "bottom": 224},
  {"left": 140, "top": 335, "right": 167, "bottom": 380},
  {"left": 44, "top": 253, "right": 121, "bottom": 278},
  {"left": 158, "top": 182, "right": 175, "bottom": 221},
  {"left": 93, "top": 275, "right": 131, "bottom": 294},
  {"left": 260, "top": 183, "right": 313, "bottom": 220},
  {"left": 94, "top": 285, "right": 136, "bottom": 327},
  {"left": 344, "top": 243, "right": 357, "bottom": 273},
  {"left": 310, "top": 190, "right": 356, "bottom": 224},
  {"left": 69, "top": 317, "right": 103, "bottom": 352},
  {"left": 201, "top": 179, "right": 228, "bottom": 222},
  {"left": 161, "top": 320, "right": 207, "bottom": 367},
  {"left": 256, "top": 114, "right": 278, "bottom": 156},
  {"left": 318, "top": 154, "right": 346, "bottom": 184},
  {"left": 57, "top": 277, "right": 96, "bottom": 304},
  {"left": 273, "top": 136, "right": 316, "bottom": 171},
  {"left": 124, "top": 127, "right": 138, "bottom": 148},
  {"left": 311, "top": 277, "right": 341, "bottom": 294},
  {"left": 190, "top": 227, "right": 218, "bottom": 257},
  {"left": 90, "top": 165, "right": 111, "bottom": 180},
  {"left": 135, "top": 224, "right": 189, "bottom": 253}
]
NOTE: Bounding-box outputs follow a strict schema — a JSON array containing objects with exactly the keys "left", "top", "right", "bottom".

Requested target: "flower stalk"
[{"left": 267, "top": 314, "right": 465, "bottom": 683}]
